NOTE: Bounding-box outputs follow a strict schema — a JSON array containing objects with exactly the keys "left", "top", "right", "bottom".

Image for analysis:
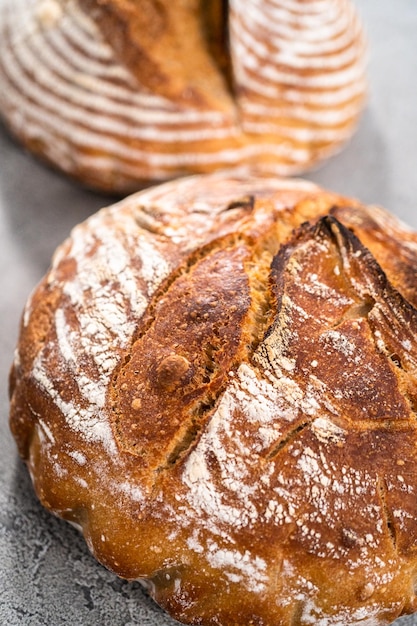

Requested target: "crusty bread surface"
[
  {"left": 0, "top": 0, "right": 367, "bottom": 193},
  {"left": 9, "top": 173, "right": 417, "bottom": 625}
]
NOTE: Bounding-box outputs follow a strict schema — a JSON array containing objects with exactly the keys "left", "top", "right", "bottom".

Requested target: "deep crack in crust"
[
  {"left": 110, "top": 227, "right": 280, "bottom": 483},
  {"left": 111, "top": 237, "right": 254, "bottom": 476},
  {"left": 9, "top": 175, "right": 417, "bottom": 625},
  {"left": 78, "top": 0, "right": 234, "bottom": 108}
]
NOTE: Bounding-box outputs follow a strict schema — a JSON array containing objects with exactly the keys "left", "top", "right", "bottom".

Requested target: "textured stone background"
[{"left": 1, "top": 1, "right": 417, "bottom": 624}]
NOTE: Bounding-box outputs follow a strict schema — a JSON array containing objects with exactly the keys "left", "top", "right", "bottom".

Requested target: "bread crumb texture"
[{"left": 9, "top": 174, "right": 417, "bottom": 626}]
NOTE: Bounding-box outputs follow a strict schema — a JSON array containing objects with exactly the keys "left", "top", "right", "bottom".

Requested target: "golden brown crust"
[
  {"left": 9, "top": 174, "right": 417, "bottom": 625},
  {"left": 112, "top": 239, "right": 254, "bottom": 479},
  {"left": 78, "top": 0, "right": 233, "bottom": 109}
]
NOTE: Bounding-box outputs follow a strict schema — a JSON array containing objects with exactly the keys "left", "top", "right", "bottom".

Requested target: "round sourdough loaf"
[
  {"left": 9, "top": 173, "right": 417, "bottom": 625},
  {"left": 0, "top": 0, "right": 367, "bottom": 193}
]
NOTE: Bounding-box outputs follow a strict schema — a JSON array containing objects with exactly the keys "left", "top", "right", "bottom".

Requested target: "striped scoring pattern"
[{"left": 0, "top": 0, "right": 367, "bottom": 193}]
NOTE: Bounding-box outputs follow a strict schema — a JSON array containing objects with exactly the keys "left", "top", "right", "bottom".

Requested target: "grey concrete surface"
[{"left": 0, "top": 1, "right": 417, "bottom": 624}]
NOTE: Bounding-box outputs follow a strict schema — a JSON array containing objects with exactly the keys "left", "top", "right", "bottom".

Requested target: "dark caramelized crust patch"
[
  {"left": 331, "top": 205, "right": 417, "bottom": 309},
  {"left": 259, "top": 217, "right": 416, "bottom": 426}
]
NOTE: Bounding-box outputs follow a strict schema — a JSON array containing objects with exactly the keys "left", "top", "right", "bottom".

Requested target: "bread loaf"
[
  {"left": 10, "top": 174, "right": 417, "bottom": 625},
  {"left": 0, "top": 0, "right": 367, "bottom": 193}
]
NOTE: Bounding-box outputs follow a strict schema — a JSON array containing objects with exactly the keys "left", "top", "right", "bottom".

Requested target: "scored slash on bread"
[{"left": 9, "top": 174, "right": 417, "bottom": 625}]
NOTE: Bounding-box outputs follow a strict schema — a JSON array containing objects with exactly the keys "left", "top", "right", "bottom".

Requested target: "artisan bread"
[
  {"left": 0, "top": 0, "right": 367, "bottom": 193},
  {"left": 10, "top": 173, "right": 417, "bottom": 625}
]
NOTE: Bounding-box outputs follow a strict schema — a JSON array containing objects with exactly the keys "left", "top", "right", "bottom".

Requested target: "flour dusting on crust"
[{"left": 9, "top": 175, "right": 417, "bottom": 625}]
